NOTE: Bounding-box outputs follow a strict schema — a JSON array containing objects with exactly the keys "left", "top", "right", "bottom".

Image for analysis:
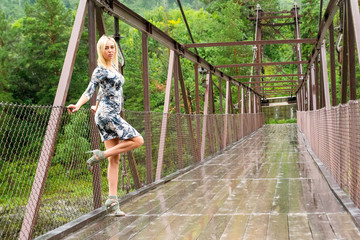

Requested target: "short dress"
[{"left": 83, "top": 65, "right": 141, "bottom": 142}]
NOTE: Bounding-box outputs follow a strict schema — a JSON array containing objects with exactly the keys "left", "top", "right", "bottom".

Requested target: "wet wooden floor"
[{"left": 63, "top": 124, "right": 360, "bottom": 240}]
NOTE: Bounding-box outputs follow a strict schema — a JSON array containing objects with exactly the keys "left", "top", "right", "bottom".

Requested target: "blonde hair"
[{"left": 97, "top": 35, "right": 120, "bottom": 71}]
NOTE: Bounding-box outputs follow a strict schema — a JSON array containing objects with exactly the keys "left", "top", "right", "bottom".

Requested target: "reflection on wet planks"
[{"left": 63, "top": 124, "right": 360, "bottom": 240}]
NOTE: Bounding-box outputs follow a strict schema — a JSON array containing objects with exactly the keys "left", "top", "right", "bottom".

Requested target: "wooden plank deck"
[{"left": 63, "top": 124, "right": 360, "bottom": 240}]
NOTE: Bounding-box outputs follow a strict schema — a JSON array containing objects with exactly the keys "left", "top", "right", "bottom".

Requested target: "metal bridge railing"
[
  {"left": 297, "top": 100, "right": 360, "bottom": 210},
  {"left": 0, "top": 102, "right": 264, "bottom": 239}
]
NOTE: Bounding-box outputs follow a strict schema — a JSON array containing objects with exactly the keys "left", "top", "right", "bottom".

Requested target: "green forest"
[
  {"left": 0, "top": 0, "right": 338, "bottom": 109},
  {"left": 1, "top": 0, "right": 360, "bottom": 238}
]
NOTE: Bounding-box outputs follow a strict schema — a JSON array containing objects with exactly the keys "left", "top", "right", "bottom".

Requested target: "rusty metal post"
[
  {"left": 248, "top": 91, "right": 252, "bottom": 113},
  {"left": 194, "top": 63, "right": 201, "bottom": 162},
  {"left": 237, "top": 86, "right": 241, "bottom": 140},
  {"left": 142, "top": 32, "right": 152, "bottom": 184},
  {"left": 223, "top": 80, "right": 230, "bottom": 148},
  {"left": 207, "top": 74, "right": 215, "bottom": 153},
  {"left": 307, "top": 75, "right": 311, "bottom": 110},
  {"left": 173, "top": 54, "right": 183, "bottom": 169},
  {"left": 241, "top": 87, "right": 245, "bottom": 114},
  {"left": 311, "top": 65, "right": 317, "bottom": 110},
  {"left": 219, "top": 77, "right": 224, "bottom": 149},
  {"left": 341, "top": 0, "right": 349, "bottom": 104},
  {"left": 19, "top": 1, "right": 88, "bottom": 239},
  {"left": 156, "top": 50, "right": 175, "bottom": 180},
  {"left": 294, "top": 2, "right": 304, "bottom": 84},
  {"left": 320, "top": 40, "right": 331, "bottom": 109},
  {"left": 96, "top": 7, "right": 106, "bottom": 36},
  {"left": 347, "top": 0, "right": 356, "bottom": 100},
  {"left": 253, "top": 94, "right": 257, "bottom": 114},
  {"left": 349, "top": 0, "right": 360, "bottom": 72},
  {"left": 114, "top": 17, "right": 142, "bottom": 189},
  {"left": 178, "top": 58, "right": 198, "bottom": 162},
  {"left": 315, "top": 56, "right": 320, "bottom": 109},
  {"left": 201, "top": 73, "right": 210, "bottom": 160},
  {"left": 88, "top": 0, "right": 102, "bottom": 210},
  {"left": 255, "top": 5, "right": 262, "bottom": 93},
  {"left": 329, "top": 23, "right": 337, "bottom": 106}
]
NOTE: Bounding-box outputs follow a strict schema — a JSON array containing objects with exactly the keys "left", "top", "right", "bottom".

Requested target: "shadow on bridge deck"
[{"left": 62, "top": 124, "right": 360, "bottom": 240}]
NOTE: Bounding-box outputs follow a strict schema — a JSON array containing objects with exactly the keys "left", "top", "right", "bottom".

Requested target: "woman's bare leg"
[
  {"left": 103, "top": 136, "right": 143, "bottom": 196},
  {"left": 104, "top": 136, "right": 144, "bottom": 158},
  {"left": 104, "top": 138, "right": 121, "bottom": 196}
]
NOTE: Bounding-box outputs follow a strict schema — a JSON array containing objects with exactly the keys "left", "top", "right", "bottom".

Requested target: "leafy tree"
[
  {"left": 9, "top": 0, "right": 73, "bottom": 104},
  {"left": 0, "top": 9, "right": 15, "bottom": 102}
]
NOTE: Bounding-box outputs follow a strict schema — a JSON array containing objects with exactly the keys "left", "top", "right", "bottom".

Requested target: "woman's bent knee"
[{"left": 134, "top": 136, "right": 144, "bottom": 148}]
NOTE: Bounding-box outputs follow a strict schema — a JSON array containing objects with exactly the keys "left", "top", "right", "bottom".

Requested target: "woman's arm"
[{"left": 67, "top": 95, "right": 89, "bottom": 113}]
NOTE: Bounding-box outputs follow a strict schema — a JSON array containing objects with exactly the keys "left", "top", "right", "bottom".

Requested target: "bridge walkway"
[{"left": 62, "top": 124, "right": 360, "bottom": 240}]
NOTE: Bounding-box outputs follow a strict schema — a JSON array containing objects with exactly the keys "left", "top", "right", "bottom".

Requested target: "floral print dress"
[{"left": 83, "top": 66, "right": 141, "bottom": 142}]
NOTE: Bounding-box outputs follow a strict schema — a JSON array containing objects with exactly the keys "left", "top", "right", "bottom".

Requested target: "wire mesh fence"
[
  {"left": 297, "top": 100, "right": 360, "bottom": 210},
  {"left": 0, "top": 102, "right": 264, "bottom": 239}
]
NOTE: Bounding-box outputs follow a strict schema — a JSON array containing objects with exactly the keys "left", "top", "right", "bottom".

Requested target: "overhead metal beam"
[
  {"left": 248, "top": 14, "right": 302, "bottom": 20},
  {"left": 184, "top": 39, "right": 316, "bottom": 48},
  {"left": 232, "top": 74, "right": 304, "bottom": 79},
  {"left": 214, "top": 61, "right": 307, "bottom": 68},
  {"left": 93, "top": 0, "right": 262, "bottom": 98},
  {"left": 241, "top": 80, "right": 298, "bottom": 84},
  {"left": 295, "top": 0, "right": 340, "bottom": 94},
  {"left": 254, "top": 85, "right": 300, "bottom": 88},
  {"left": 260, "top": 22, "right": 299, "bottom": 27}
]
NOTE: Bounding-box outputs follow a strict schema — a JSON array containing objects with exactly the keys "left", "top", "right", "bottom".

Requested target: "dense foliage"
[
  {"left": 1, "top": 0, "right": 346, "bottom": 109},
  {"left": 0, "top": 0, "right": 359, "bottom": 238}
]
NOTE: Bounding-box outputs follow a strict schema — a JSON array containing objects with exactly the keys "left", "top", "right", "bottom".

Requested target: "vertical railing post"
[
  {"left": 253, "top": 94, "right": 257, "bottom": 113},
  {"left": 315, "top": 56, "right": 320, "bottom": 109},
  {"left": 19, "top": 1, "right": 88, "bottom": 239},
  {"left": 237, "top": 86, "right": 241, "bottom": 140},
  {"left": 88, "top": 0, "right": 102, "bottom": 210},
  {"left": 207, "top": 74, "right": 215, "bottom": 153},
  {"left": 194, "top": 63, "right": 201, "bottom": 162},
  {"left": 320, "top": 40, "right": 331, "bottom": 109},
  {"left": 329, "top": 23, "right": 337, "bottom": 106},
  {"left": 200, "top": 73, "right": 210, "bottom": 160},
  {"left": 294, "top": 2, "right": 304, "bottom": 85},
  {"left": 341, "top": 0, "right": 349, "bottom": 104},
  {"left": 347, "top": 0, "right": 356, "bottom": 100},
  {"left": 219, "top": 77, "right": 224, "bottom": 149},
  {"left": 241, "top": 87, "right": 245, "bottom": 139},
  {"left": 142, "top": 32, "right": 152, "bottom": 184},
  {"left": 306, "top": 75, "right": 310, "bottom": 111},
  {"left": 311, "top": 65, "right": 317, "bottom": 110},
  {"left": 173, "top": 54, "right": 183, "bottom": 170},
  {"left": 241, "top": 87, "right": 245, "bottom": 114},
  {"left": 248, "top": 91, "right": 252, "bottom": 113},
  {"left": 156, "top": 50, "right": 175, "bottom": 180},
  {"left": 223, "top": 80, "right": 230, "bottom": 148},
  {"left": 178, "top": 58, "right": 199, "bottom": 162},
  {"left": 349, "top": 0, "right": 360, "bottom": 71}
]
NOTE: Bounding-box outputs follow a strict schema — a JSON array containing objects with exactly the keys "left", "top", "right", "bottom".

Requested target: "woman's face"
[{"left": 103, "top": 39, "right": 115, "bottom": 62}]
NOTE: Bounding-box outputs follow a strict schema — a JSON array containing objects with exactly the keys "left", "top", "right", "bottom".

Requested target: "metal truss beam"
[
  {"left": 248, "top": 15, "right": 302, "bottom": 20},
  {"left": 214, "top": 61, "right": 307, "bottom": 68},
  {"left": 241, "top": 80, "right": 298, "bottom": 84},
  {"left": 184, "top": 39, "right": 316, "bottom": 48},
  {"left": 232, "top": 74, "right": 304, "bottom": 79},
  {"left": 92, "top": 0, "right": 262, "bottom": 97},
  {"left": 296, "top": 0, "right": 339, "bottom": 94}
]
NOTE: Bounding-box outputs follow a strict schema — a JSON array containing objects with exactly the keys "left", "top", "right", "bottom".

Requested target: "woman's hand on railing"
[
  {"left": 90, "top": 105, "right": 97, "bottom": 114},
  {"left": 67, "top": 104, "right": 80, "bottom": 114}
]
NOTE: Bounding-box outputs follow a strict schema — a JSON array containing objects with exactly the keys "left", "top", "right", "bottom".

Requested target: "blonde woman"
[{"left": 67, "top": 35, "right": 143, "bottom": 216}]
